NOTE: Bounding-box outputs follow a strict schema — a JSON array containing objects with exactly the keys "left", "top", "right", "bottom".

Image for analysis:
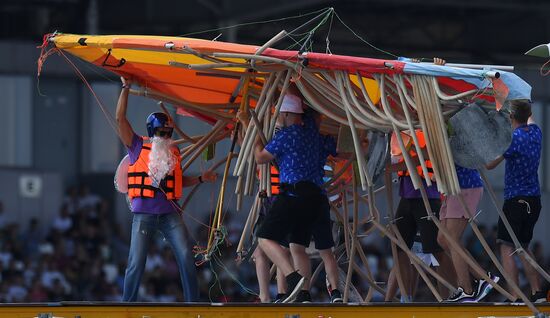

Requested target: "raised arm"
[
  {"left": 116, "top": 77, "right": 135, "bottom": 147},
  {"left": 485, "top": 155, "right": 504, "bottom": 170}
]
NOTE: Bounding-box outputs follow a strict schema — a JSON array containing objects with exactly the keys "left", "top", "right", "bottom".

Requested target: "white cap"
[{"left": 280, "top": 94, "right": 303, "bottom": 114}]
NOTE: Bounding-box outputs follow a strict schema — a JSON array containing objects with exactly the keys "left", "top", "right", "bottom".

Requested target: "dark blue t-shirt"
[{"left": 503, "top": 124, "right": 542, "bottom": 200}]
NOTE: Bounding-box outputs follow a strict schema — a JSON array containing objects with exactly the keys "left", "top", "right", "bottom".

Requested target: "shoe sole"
[
  {"left": 444, "top": 295, "right": 477, "bottom": 303},
  {"left": 331, "top": 298, "right": 343, "bottom": 303},
  {"left": 282, "top": 277, "right": 305, "bottom": 303}
]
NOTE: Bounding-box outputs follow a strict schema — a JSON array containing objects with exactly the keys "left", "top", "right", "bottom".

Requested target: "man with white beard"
[{"left": 116, "top": 77, "right": 216, "bottom": 302}]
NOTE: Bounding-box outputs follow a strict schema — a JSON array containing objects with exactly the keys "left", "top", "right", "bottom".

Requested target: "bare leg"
[
  {"left": 289, "top": 243, "right": 311, "bottom": 289},
  {"left": 518, "top": 249, "right": 541, "bottom": 295},
  {"left": 253, "top": 247, "right": 272, "bottom": 302},
  {"left": 396, "top": 250, "right": 412, "bottom": 297},
  {"left": 258, "top": 238, "right": 295, "bottom": 275},
  {"left": 434, "top": 250, "right": 456, "bottom": 298},
  {"left": 276, "top": 267, "right": 287, "bottom": 294},
  {"left": 385, "top": 267, "right": 398, "bottom": 301},
  {"left": 410, "top": 262, "right": 419, "bottom": 297},
  {"left": 319, "top": 248, "right": 339, "bottom": 291},
  {"left": 500, "top": 244, "right": 519, "bottom": 298},
  {"left": 276, "top": 247, "right": 291, "bottom": 294},
  {"left": 437, "top": 218, "right": 473, "bottom": 294}
]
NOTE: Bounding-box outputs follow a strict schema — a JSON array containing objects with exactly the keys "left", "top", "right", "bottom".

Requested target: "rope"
[
  {"left": 332, "top": 11, "right": 398, "bottom": 58},
  {"left": 180, "top": 7, "right": 332, "bottom": 37}
]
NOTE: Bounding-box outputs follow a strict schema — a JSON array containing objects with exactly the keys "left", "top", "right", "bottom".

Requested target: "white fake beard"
[{"left": 148, "top": 136, "right": 176, "bottom": 188}]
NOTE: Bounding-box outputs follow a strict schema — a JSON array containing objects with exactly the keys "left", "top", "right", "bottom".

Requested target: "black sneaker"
[
  {"left": 475, "top": 272, "right": 500, "bottom": 302},
  {"left": 330, "top": 289, "right": 343, "bottom": 303},
  {"left": 445, "top": 287, "right": 477, "bottom": 303},
  {"left": 282, "top": 271, "right": 305, "bottom": 303},
  {"left": 504, "top": 298, "right": 524, "bottom": 304},
  {"left": 295, "top": 290, "right": 312, "bottom": 303},
  {"left": 530, "top": 291, "right": 547, "bottom": 303},
  {"left": 273, "top": 293, "right": 286, "bottom": 303}
]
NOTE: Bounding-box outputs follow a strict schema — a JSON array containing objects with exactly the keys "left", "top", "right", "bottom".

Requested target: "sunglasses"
[{"left": 155, "top": 129, "right": 173, "bottom": 137}]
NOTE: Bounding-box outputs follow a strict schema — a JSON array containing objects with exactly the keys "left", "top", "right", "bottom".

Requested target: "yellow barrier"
[{"left": 5, "top": 302, "right": 549, "bottom": 318}]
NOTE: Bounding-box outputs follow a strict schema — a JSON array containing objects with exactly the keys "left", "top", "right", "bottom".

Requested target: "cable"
[
  {"left": 180, "top": 7, "right": 332, "bottom": 37},
  {"left": 333, "top": 11, "right": 398, "bottom": 58}
]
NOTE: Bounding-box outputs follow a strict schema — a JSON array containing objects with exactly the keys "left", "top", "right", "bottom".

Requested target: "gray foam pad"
[{"left": 449, "top": 104, "right": 511, "bottom": 169}]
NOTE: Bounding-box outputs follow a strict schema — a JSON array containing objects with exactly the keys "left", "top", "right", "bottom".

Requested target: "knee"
[
  {"left": 319, "top": 249, "right": 335, "bottom": 261},
  {"left": 258, "top": 238, "right": 267, "bottom": 248},
  {"left": 253, "top": 248, "right": 266, "bottom": 263},
  {"left": 289, "top": 243, "right": 306, "bottom": 254},
  {"left": 437, "top": 233, "right": 448, "bottom": 250}
]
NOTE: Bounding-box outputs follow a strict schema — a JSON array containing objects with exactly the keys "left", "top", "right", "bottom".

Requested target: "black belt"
[{"left": 279, "top": 181, "right": 321, "bottom": 197}]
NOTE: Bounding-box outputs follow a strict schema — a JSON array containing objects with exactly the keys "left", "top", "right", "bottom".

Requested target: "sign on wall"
[{"left": 19, "top": 175, "right": 43, "bottom": 198}]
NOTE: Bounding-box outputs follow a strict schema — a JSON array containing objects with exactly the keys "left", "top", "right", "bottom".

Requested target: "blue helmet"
[{"left": 146, "top": 112, "right": 172, "bottom": 137}]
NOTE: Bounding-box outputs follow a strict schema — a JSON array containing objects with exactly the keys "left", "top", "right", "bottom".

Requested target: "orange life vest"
[
  {"left": 270, "top": 166, "right": 280, "bottom": 195},
  {"left": 127, "top": 140, "right": 182, "bottom": 200},
  {"left": 396, "top": 131, "right": 434, "bottom": 179}
]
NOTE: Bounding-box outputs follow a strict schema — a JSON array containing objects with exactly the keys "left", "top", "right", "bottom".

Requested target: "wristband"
[{"left": 122, "top": 84, "right": 130, "bottom": 89}]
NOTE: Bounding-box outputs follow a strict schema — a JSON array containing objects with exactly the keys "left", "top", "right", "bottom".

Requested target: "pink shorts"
[{"left": 440, "top": 187, "right": 483, "bottom": 219}]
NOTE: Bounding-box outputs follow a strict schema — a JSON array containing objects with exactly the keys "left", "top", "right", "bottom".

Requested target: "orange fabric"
[
  {"left": 329, "top": 157, "right": 353, "bottom": 186},
  {"left": 127, "top": 139, "right": 182, "bottom": 200},
  {"left": 50, "top": 34, "right": 380, "bottom": 125},
  {"left": 395, "top": 130, "right": 434, "bottom": 179}
]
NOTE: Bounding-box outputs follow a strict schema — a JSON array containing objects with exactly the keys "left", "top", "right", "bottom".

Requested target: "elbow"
[{"left": 115, "top": 113, "right": 127, "bottom": 125}]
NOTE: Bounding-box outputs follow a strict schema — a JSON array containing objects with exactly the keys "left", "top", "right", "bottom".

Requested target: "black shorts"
[
  {"left": 497, "top": 196, "right": 541, "bottom": 246},
  {"left": 395, "top": 198, "right": 442, "bottom": 254},
  {"left": 256, "top": 182, "right": 325, "bottom": 247},
  {"left": 311, "top": 195, "right": 334, "bottom": 250},
  {"left": 254, "top": 196, "right": 289, "bottom": 248}
]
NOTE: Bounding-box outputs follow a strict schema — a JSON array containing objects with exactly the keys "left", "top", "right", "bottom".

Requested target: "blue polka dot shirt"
[
  {"left": 455, "top": 164, "right": 483, "bottom": 189},
  {"left": 265, "top": 121, "right": 329, "bottom": 187},
  {"left": 503, "top": 124, "right": 542, "bottom": 200}
]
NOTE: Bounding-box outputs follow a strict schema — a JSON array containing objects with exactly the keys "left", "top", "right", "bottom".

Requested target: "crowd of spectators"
[{"left": 0, "top": 185, "right": 546, "bottom": 303}]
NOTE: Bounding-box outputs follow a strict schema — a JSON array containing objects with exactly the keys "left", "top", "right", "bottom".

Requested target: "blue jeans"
[{"left": 122, "top": 212, "right": 198, "bottom": 302}]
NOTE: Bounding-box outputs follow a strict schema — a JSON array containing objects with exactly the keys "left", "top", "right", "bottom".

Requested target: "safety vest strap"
[
  {"left": 128, "top": 172, "right": 148, "bottom": 177},
  {"left": 270, "top": 166, "right": 280, "bottom": 195},
  {"left": 127, "top": 184, "right": 158, "bottom": 191}
]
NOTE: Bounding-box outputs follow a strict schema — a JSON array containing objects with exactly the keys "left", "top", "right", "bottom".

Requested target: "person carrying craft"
[
  {"left": 116, "top": 77, "right": 217, "bottom": 302},
  {"left": 249, "top": 164, "right": 289, "bottom": 303},
  {"left": 432, "top": 58, "right": 500, "bottom": 303},
  {"left": 236, "top": 84, "right": 339, "bottom": 303},
  {"left": 387, "top": 129, "right": 455, "bottom": 300},
  {"left": 436, "top": 162, "right": 500, "bottom": 302},
  {"left": 486, "top": 99, "right": 545, "bottom": 303}
]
